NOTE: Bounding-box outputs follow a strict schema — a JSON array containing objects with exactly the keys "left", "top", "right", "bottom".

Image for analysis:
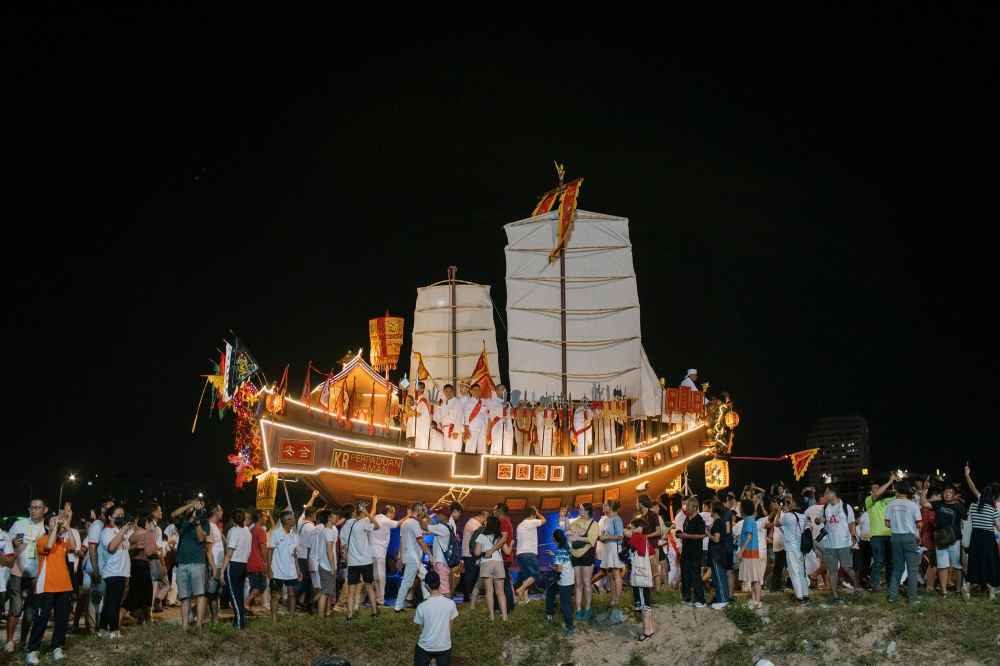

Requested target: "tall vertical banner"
[
  {"left": 690, "top": 391, "right": 704, "bottom": 414},
  {"left": 678, "top": 386, "right": 691, "bottom": 413},
  {"left": 548, "top": 178, "right": 583, "bottom": 263},
  {"left": 665, "top": 387, "right": 679, "bottom": 413}
]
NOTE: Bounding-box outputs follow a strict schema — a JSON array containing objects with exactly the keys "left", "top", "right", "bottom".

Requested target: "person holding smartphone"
[
  {"left": 24, "top": 510, "right": 77, "bottom": 664},
  {"left": 98, "top": 507, "right": 134, "bottom": 638},
  {"left": 5, "top": 497, "right": 49, "bottom": 653}
]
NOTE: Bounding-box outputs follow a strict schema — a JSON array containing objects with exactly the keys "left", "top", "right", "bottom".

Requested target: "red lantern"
[{"left": 369, "top": 311, "right": 405, "bottom": 371}]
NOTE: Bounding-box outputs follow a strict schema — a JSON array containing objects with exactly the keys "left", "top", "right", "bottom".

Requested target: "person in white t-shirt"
[
  {"left": 513, "top": 507, "right": 546, "bottom": 603},
  {"left": 814, "top": 486, "right": 859, "bottom": 603},
  {"left": 296, "top": 500, "right": 318, "bottom": 614},
  {"left": 394, "top": 502, "right": 433, "bottom": 613},
  {"left": 98, "top": 507, "right": 134, "bottom": 638},
  {"left": 413, "top": 570, "right": 458, "bottom": 665},
  {"left": 460, "top": 510, "right": 488, "bottom": 604},
  {"left": 218, "top": 509, "right": 251, "bottom": 629},
  {"left": 884, "top": 481, "right": 923, "bottom": 604},
  {"left": 369, "top": 505, "right": 398, "bottom": 606},
  {"left": 205, "top": 504, "right": 226, "bottom": 624},
  {"left": 314, "top": 510, "right": 339, "bottom": 617},
  {"left": 340, "top": 498, "right": 382, "bottom": 619},
  {"left": 426, "top": 513, "right": 455, "bottom": 599},
  {"left": 266, "top": 511, "right": 301, "bottom": 623},
  {"left": 5, "top": 496, "right": 49, "bottom": 651}
]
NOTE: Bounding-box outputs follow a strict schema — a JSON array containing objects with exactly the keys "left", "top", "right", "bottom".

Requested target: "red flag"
[
  {"left": 548, "top": 178, "right": 582, "bottom": 263},
  {"left": 300, "top": 361, "right": 312, "bottom": 410},
  {"left": 367, "top": 381, "right": 376, "bottom": 436},
  {"left": 335, "top": 379, "right": 347, "bottom": 427},
  {"left": 532, "top": 189, "right": 558, "bottom": 216},
  {"left": 469, "top": 342, "right": 495, "bottom": 398},
  {"left": 346, "top": 378, "right": 357, "bottom": 422},
  {"left": 319, "top": 371, "right": 333, "bottom": 416},
  {"left": 790, "top": 448, "right": 820, "bottom": 481},
  {"left": 414, "top": 351, "right": 431, "bottom": 382},
  {"left": 665, "top": 387, "right": 678, "bottom": 413}
]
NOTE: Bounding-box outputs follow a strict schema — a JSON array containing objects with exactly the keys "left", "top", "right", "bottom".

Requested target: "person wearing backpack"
[
  {"left": 778, "top": 494, "right": 811, "bottom": 604},
  {"left": 427, "top": 510, "right": 461, "bottom": 599}
]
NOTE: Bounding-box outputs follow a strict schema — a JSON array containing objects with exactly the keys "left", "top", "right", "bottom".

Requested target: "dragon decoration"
[
  {"left": 704, "top": 392, "right": 738, "bottom": 457},
  {"left": 227, "top": 383, "right": 264, "bottom": 487}
]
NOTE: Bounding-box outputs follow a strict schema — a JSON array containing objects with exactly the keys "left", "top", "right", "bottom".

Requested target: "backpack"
[
  {"left": 442, "top": 524, "right": 462, "bottom": 568},
  {"left": 798, "top": 513, "right": 814, "bottom": 554}
]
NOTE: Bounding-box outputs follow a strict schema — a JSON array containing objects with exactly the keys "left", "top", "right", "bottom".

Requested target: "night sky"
[{"left": 5, "top": 7, "right": 995, "bottom": 515}]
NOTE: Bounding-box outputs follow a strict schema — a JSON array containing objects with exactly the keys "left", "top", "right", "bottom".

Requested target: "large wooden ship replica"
[{"left": 213, "top": 171, "right": 737, "bottom": 512}]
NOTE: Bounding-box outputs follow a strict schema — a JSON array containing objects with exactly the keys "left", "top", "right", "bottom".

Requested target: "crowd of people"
[{"left": 2, "top": 465, "right": 998, "bottom": 664}]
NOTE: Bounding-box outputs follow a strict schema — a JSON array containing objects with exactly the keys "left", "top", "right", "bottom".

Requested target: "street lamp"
[{"left": 58, "top": 475, "right": 76, "bottom": 509}]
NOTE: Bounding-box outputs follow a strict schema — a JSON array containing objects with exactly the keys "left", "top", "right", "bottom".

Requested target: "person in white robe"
[
  {"left": 486, "top": 384, "right": 515, "bottom": 455},
  {"left": 438, "top": 384, "right": 465, "bottom": 453},
  {"left": 428, "top": 421, "right": 445, "bottom": 452},
  {"left": 679, "top": 368, "right": 704, "bottom": 429},
  {"left": 463, "top": 384, "right": 488, "bottom": 454},
  {"left": 404, "top": 395, "right": 416, "bottom": 441},
  {"left": 413, "top": 382, "right": 431, "bottom": 450},
  {"left": 534, "top": 404, "right": 556, "bottom": 456},
  {"left": 572, "top": 398, "right": 594, "bottom": 455}
]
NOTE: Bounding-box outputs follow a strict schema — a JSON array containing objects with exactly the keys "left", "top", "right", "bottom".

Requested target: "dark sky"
[{"left": 4, "top": 7, "right": 995, "bottom": 515}]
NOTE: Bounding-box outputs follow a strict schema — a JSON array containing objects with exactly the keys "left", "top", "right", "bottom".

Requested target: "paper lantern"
[
  {"left": 265, "top": 393, "right": 284, "bottom": 414},
  {"left": 705, "top": 459, "right": 730, "bottom": 490},
  {"left": 725, "top": 411, "right": 740, "bottom": 428},
  {"left": 664, "top": 474, "right": 682, "bottom": 496},
  {"left": 369, "top": 311, "right": 405, "bottom": 371}
]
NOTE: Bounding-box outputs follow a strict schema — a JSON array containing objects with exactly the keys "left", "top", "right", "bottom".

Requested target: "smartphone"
[
  {"left": 90, "top": 509, "right": 96, "bottom": 520},
  {"left": 16, "top": 533, "right": 24, "bottom": 540},
  {"left": 358, "top": 502, "right": 365, "bottom": 511}
]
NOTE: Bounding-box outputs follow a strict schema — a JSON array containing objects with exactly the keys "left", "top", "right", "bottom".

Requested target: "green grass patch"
[{"left": 722, "top": 603, "right": 763, "bottom": 635}]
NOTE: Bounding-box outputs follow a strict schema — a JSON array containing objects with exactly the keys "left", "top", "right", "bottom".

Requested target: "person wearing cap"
[{"left": 681, "top": 369, "right": 699, "bottom": 391}]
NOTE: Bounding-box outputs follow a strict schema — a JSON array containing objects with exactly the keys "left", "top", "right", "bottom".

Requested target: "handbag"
[
  {"left": 631, "top": 550, "right": 653, "bottom": 588},
  {"left": 933, "top": 513, "right": 958, "bottom": 549},
  {"left": 570, "top": 520, "right": 595, "bottom": 551},
  {"left": 961, "top": 511, "right": 973, "bottom": 549}
]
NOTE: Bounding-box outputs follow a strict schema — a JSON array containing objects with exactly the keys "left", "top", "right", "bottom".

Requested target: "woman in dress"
[
  {"left": 964, "top": 466, "right": 1000, "bottom": 597},
  {"left": 597, "top": 500, "right": 624, "bottom": 606}
]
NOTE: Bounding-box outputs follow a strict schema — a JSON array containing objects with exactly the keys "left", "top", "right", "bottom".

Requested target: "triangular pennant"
[{"left": 790, "top": 448, "right": 820, "bottom": 481}]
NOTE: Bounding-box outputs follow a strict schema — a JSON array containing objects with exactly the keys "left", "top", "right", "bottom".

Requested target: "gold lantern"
[
  {"left": 369, "top": 311, "right": 405, "bottom": 371},
  {"left": 725, "top": 411, "right": 740, "bottom": 428},
  {"left": 664, "top": 474, "right": 682, "bottom": 496},
  {"left": 265, "top": 393, "right": 284, "bottom": 414},
  {"left": 705, "top": 459, "right": 730, "bottom": 490}
]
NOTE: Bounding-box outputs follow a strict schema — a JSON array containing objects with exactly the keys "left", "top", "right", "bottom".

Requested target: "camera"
[{"left": 193, "top": 509, "right": 205, "bottom": 520}]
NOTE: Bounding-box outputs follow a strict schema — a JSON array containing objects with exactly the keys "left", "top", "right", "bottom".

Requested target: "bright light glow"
[
  {"left": 260, "top": 417, "right": 703, "bottom": 463},
  {"left": 198, "top": 493, "right": 203, "bottom": 497},
  {"left": 68, "top": 475, "right": 75, "bottom": 481},
  {"left": 263, "top": 447, "right": 711, "bottom": 494}
]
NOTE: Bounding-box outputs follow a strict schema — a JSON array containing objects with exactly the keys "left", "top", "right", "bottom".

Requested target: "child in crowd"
[{"left": 544, "top": 529, "right": 575, "bottom": 636}]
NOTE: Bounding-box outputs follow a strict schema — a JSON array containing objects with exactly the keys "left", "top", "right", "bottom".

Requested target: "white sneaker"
[
  {"left": 26, "top": 651, "right": 41, "bottom": 665},
  {"left": 710, "top": 602, "right": 728, "bottom": 610},
  {"left": 3, "top": 642, "right": 14, "bottom": 654},
  {"left": 53, "top": 647, "right": 65, "bottom": 661},
  {"left": 694, "top": 602, "right": 706, "bottom": 608},
  {"left": 108, "top": 631, "right": 122, "bottom": 640}
]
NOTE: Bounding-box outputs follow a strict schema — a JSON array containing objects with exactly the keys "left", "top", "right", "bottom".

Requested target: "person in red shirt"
[
  {"left": 26, "top": 511, "right": 78, "bottom": 664},
  {"left": 920, "top": 488, "right": 940, "bottom": 592},
  {"left": 624, "top": 517, "right": 654, "bottom": 641},
  {"left": 494, "top": 503, "right": 516, "bottom": 612},
  {"left": 245, "top": 511, "right": 269, "bottom": 614}
]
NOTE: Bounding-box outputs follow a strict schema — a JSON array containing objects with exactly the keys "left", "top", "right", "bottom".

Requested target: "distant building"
[
  {"left": 806, "top": 415, "right": 871, "bottom": 488},
  {"left": 81, "top": 476, "right": 201, "bottom": 516}
]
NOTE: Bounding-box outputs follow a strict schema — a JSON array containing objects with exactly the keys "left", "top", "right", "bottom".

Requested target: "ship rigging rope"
[
  {"left": 508, "top": 336, "right": 638, "bottom": 346},
  {"left": 414, "top": 328, "right": 495, "bottom": 335},
  {"left": 506, "top": 245, "right": 631, "bottom": 253},
  {"left": 507, "top": 275, "right": 633, "bottom": 283},
  {"left": 510, "top": 367, "right": 639, "bottom": 380},
  {"left": 417, "top": 305, "right": 490, "bottom": 311},
  {"left": 510, "top": 306, "right": 635, "bottom": 315},
  {"left": 417, "top": 352, "right": 492, "bottom": 359}
]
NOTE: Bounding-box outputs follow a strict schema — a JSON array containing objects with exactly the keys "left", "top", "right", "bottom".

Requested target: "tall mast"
[
  {"left": 556, "top": 165, "right": 568, "bottom": 400},
  {"left": 448, "top": 266, "right": 458, "bottom": 384}
]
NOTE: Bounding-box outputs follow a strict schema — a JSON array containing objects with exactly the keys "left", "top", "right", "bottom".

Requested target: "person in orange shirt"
[{"left": 25, "top": 509, "right": 78, "bottom": 665}]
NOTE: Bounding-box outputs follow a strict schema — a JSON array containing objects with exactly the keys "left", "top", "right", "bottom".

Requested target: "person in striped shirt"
[{"left": 25, "top": 510, "right": 78, "bottom": 665}]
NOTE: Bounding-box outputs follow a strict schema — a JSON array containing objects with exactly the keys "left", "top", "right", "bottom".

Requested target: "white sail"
[
  {"left": 409, "top": 281, "right": 500, "bottom": 388},
  {"left": 504, "top": 209, "right": 661, "bottom": 416}
]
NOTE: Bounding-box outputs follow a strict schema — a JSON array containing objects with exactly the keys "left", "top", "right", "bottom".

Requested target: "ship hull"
[{"left": 261, "top": 398, "right": 708, "bottom": 512}]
